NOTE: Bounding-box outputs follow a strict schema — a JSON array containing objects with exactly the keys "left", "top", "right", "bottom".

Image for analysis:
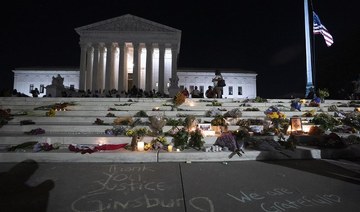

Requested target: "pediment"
[{"left": 76, "top": 14, "right": 180, "bottom": 33}]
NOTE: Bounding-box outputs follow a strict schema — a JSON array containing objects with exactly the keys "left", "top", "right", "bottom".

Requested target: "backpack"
[{"left": 218, "top": 79, "right": 226, "bottom": 87}]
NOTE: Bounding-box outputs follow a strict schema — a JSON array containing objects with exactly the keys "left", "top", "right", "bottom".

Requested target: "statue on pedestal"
[
  {"left": 45, "top": 74, "right": 66, "bottom": 97},
  {"left": 51, "top": 74, "right": 65, "bottom": 88},
  {"left": 168, "top": 76, "right": 180, "bottom": 98}
]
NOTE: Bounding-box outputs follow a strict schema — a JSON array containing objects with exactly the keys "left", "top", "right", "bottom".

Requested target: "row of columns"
[{"left": 79, "top": 42, "right": 178, "bottom": 94}]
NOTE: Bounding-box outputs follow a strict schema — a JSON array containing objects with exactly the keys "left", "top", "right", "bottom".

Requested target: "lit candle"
[
  {"left": 168, "top": 145, "right": 173, "bottom": 152},
  {"left": 176, "top": 148, "right": 180, "bottom": 152},
  {"left": 137, "top": 141, "right": 144, "bottom": 151}
]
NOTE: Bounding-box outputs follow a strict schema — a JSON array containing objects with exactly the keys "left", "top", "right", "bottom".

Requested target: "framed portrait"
[{"left": 197, "top": 124, "right": 212, "bottom": 131}]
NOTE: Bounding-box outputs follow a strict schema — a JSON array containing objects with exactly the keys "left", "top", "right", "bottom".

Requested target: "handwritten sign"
[
  {"left": 1, "top": 160, "right": 358, "bottom": 212},
  {"left": 71, "top": 164, "right": 184, "bottom": 211},
  {"left": 226, "top": 188, "right": 341, "bottom": 212}
]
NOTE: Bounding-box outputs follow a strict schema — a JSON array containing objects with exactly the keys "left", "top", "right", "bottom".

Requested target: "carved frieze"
[{"left": 77, "top": 14, "right": 179, "bottom": 33}]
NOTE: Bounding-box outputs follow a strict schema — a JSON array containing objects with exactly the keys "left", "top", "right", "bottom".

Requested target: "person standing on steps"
[
  {"left": 191, "top": 86, "right": 201, "bottom": 98},
  {"left": 212, "top": 70, "right": 225, "bottom": 98},
  {"left": 31, "top": 88, "right": 40, "bottom": 97}
]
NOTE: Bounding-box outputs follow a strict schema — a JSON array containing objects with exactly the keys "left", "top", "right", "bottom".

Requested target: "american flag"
[{"left": 313, "top": 12, "right": 334, "bottom": 47}]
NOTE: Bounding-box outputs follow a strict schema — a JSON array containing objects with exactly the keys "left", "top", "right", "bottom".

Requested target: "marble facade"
[
  {"left": 12, "top": 14, "right": 257, "bottom": 98},
  {"left": 76, "top": 14, "right": 181, "bottom": 94}
]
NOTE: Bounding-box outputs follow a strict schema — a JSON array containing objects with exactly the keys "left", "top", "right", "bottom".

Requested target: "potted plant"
[{"left": 211, "top": 115, "right": 227, "bottom": 133}]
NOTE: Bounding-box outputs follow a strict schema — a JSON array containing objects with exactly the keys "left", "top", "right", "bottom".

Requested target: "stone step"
[
  {"left": 0, "top": 124, "right": 239, "bottom": 134},
  {"left": 1, "top": 145, "right": 359, "bottom": 163},
  {"left": 6, "top": 109, "right": 331, "bottom": 118},
  {"left": 0, "top": 134, "right": 219, "bottom": 145}
]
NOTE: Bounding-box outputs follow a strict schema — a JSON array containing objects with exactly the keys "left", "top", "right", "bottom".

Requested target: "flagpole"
[
  {"left": 304, "top": 0, "right": 314, "bottom": 97},
  {"left": 310, "top": 0, "right": 317, "bottom": 93}
]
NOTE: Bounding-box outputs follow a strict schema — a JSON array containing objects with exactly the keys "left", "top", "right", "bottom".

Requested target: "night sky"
[{"left": 1, "top": 0, "right": 359, "bottom": 98}]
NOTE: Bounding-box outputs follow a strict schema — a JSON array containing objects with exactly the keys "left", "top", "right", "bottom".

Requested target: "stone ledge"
[{"left": 0, "top": 150, "right": 158, "bottom": 163}]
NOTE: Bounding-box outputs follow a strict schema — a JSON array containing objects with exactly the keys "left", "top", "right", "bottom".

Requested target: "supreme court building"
[{"left": 13, "top": 14, "right": 257, "bottom": 98}]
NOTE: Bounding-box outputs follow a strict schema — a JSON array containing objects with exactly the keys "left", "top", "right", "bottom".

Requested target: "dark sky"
[{"left": 1, "top": 0, "right": 359, "bottom": 98}]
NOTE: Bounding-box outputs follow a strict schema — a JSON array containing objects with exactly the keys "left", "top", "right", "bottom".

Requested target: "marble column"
[
  {"left": 118, "top": 43, "right": 127, "bottom": 92},
  {"left": 132, "top": 43, "right": 140, "bottom": 88},
  {"left": 145, "top": 43, "right": 153, "bottom": 92},
  {"left": 158, "top": 44, "right": 165, "bottom": 94},
  {"left": 171, "top": 45, "right": 178, "bottom": 80},
  {"left": 79, "top": 44, "right": 87, "bottom": 91},
  {"left": 86, "top": 47, "right": 94, "bottom": 91},
  {"left": 97, "top": 44, "right": 106, "bottom": 92},
  {"left": 105, "top": 43, "right": 113, "bottom": 91},
  {"left": 92, "top": 44, "right": 100, "bottom": 92}
]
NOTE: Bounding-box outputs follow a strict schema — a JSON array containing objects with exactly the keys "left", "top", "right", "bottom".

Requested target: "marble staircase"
[{"left": 0, "top": 97, "right": 359, "bottom": 163}]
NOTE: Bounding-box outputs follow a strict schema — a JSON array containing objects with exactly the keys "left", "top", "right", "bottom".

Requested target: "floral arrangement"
[
  {"left": 264, "top": 106, "right": 286, "bottom": 119},
  {"left": 236, "top": 119, "right": 264, "bottom": 127},
  {"left": 165, "top": 118, "right": 184, "bottom": 126},
  {"left": 149, "top": 115, "right": 166, "bottom": 134},
  {"left": 150, "top": 136, "right": 169, "bottom": 150},
  {"left": 184, "top": 115, "right": 199, "bottom": 130},
  {"left": 33, "top": 141, "right": 61, "bottom": 152},
  {"left": 46, "top": 108, "right": 56, "bottom": 117},
  {"left": 308, "top": 97, "right": 321, "bottom": 107},
  {"left": 35, "top": 102, "right": 75, "bottom": 111},
  {"left": 125, "top": 127, "right": 150, "bottom": 137},
  {"left": 114, "top": 103, "right": 133, "bottom": 106},
  {"left": 134, "top": 110, "right": 148, "bottom": 117},
  {"left": 290, "top": 99, "right": 302, "bottom": 111},
  {"left": 243, "top": 108, "right": 260, "bottom": 111},
  {"left": 173, "top": 92, "right": 186, "bottom": 107},
  {"left": 188, "top": 129, "right": 205, "bottom": 150},
  {"left": 211, "top": 115, "right": 227, "bottom": 126},
  {"left": 106, "top": 112, "right": 115, "bottom": 117},
  {"left": 126, "top": 127, "right": 150, "bottom": 151},
  {"left": 25, "top": 128, "right": 45, "bottom": 135},
  {"left": 307, "top": 126, "right": 325, "bottom": 135},
  {"left": 266, "top": 111, "right": 286, "bottom": 120},
  {"left": 205, "top": 108, "right": 223, "bottom": 117},
  {"left": 172, "top": 127, "right": 189, "bottom": 150},
  {"left": 301, "top": 109, "right": 316, "bottom": 117},
  {"left": 108, "top": 107, "right": 120, "bottom": 111},
  {"left": 317, "top": 88, "right": 330, "bottom": 99},
  {"left": 113, "top": 117, "right": 133, "bottom": 125},
  {"left": 264, "top": 106, "right": 288, "bottom": 134},
  {"left": 105, "top": 126, "right": 129, "bottom": 136},
  {"left": 93, "top": 118, "right": 109, "bottom": 125},
  {"left": 223, "top": 108, "right": 242, "bottom": 118},
  {"left": 311, "top": 113, "right": 341, "bottom": 131},
  {"left": 206, "top": 101, "right": 222, "bottom": 106},
  {"left": 254, "top": 96, "right": 268, "bottom": 103},
  {"left": 341, "top": 112, "right": 360, "bottom": 130},
  {"left": 0, "top": 108, "right": 13, "bottom": 127},
  {"left": 328, "top": 105, "right": 338, "bottom": 112},
  {"left": 7, "top": 141, "right": 38, "bottom": 151}
]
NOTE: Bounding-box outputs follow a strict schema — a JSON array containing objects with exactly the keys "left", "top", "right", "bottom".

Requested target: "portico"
[{"left": 76, "top": 14, "right": 181, "bottom": 94}]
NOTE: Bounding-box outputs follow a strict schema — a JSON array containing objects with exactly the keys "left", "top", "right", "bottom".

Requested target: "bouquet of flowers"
[{"left": 173, "top": 92, "right": 186, "bottom": 106}]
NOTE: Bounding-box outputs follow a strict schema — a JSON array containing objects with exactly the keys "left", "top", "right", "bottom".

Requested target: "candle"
[
  {"left": 176, "top": 148, "right": 180, "bottom": 152},
  {"left": 137, "top": 141, "right": 144, "bottom": 151},
  {"left": 168, "top": 145, "right": 173, "bottom": 152}
]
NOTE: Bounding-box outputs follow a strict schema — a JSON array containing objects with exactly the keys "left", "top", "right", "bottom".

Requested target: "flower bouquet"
[{"left": 173, "top": 92, "right": 186, "bottom": 107}]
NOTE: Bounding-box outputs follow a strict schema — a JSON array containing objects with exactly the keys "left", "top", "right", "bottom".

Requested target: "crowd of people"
[{"left": 2, "top": 73, "right": 360, "bottom": 99}]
